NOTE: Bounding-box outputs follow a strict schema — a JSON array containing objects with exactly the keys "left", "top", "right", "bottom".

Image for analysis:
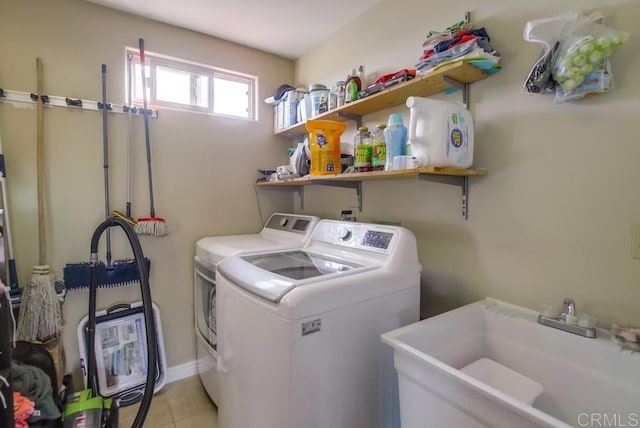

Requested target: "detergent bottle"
[
  {"left": 305, "top": 120, "right": 345, "bottom": 176},
  {"left": 383, "top": 114, "right": 407, "bottom": 171},
  {"left": 406, "top": 96, "right": 474, "bottom": 168}
]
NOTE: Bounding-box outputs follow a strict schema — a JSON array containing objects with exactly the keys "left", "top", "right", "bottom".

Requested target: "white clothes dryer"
[
  {"left": 194, "top": 213, "right": 319, "bottom": 404},
  {"left": 216, "top": 220, "right": 421, "bottom": 428}
]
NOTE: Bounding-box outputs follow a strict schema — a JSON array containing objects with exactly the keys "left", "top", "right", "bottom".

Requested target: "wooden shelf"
[
  {"left": 256, "top": 167, "right": 488, "bottom": 187},
  {"left": 274, "top": 61, "right": 488, "bottom": 137},
  {"left": 264, "top": 54, "right": 493, "bottom": 218},
  {"left": 256, "top": 168, "right": 487, "bottom": 218}
]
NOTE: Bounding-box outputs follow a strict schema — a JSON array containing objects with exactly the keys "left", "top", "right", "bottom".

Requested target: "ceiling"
[{"left": 86, "top": 0, "right": 382, "bottom": 59}]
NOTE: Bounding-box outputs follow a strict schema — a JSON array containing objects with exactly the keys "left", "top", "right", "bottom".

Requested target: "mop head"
[
  {"left": 135, "top": 217, "right": 168, "bottom": 236},
  {"left": 63, "top": 258, "right": 152, "bottom": 290},
  {"left": 16, "top": 265, "right": 63, "bottom": 342}
]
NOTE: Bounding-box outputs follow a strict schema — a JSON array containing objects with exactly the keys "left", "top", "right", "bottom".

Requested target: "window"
[{"left": 126, "top": 49, "right": 256, "bottom": 120}]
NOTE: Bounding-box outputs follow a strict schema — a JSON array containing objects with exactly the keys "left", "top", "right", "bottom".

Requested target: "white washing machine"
[
  {"left": 194, "top": 213, "right": 319, "bottom": 404},
  {"left": 216, "top": 219, "right": 421, "bottom": 428}
]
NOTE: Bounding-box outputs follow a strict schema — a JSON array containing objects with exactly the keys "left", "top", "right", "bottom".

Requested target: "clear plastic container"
[{"left": 309, "top": 87, "right": 329, "bottom": 117}]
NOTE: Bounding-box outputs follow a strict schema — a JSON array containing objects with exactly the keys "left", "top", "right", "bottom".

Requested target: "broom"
[
  {"left": 134, "top": 38, "right": 167, "bottom": 237},
  {"left": 15, "top": 58, "right": 62, "bottom": 342},
  {"left": 112, "top": 52, "right": 138, "bottom": 227}
]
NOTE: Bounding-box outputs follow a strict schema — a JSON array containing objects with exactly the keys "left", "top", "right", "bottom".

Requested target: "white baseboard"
[{"left": 166, "top": 360, "right": 198, "bottom": 384}]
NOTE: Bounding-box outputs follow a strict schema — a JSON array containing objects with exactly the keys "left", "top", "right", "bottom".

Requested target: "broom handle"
[
  {"left": 126, "top": 53, "right": 133, "bottom": 218},
  {"left": 102, "top": 64, "right": 112, "bottom": 268},
  {"left": 36, "top": 58, "right": 46, "bottom": 266},
  {"left": 139, "top": 38, "right": 156, "bottom": 218}
]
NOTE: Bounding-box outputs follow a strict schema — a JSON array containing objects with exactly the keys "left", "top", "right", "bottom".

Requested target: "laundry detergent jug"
[{"left": 406, "top": 96, "right": 474, "bottom": 168}]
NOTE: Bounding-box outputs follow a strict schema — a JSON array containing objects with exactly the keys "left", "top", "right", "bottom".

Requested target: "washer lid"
[
  {"left": 196, "top": 235, "right": 287, "bottom": 264},
  {"left": 218, "top": 250, "right": 362, "bottom": 302}
]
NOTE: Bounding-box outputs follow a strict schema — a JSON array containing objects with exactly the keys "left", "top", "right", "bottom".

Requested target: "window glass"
[
  {"left": 126, "top": 48, "right": 256, "bottom": 120},
  {"left": 214, "top": 77, "right": 249, "bottom": 118},
  {"left": 156, "top": 66, "right": 192, "bottom": 105}
]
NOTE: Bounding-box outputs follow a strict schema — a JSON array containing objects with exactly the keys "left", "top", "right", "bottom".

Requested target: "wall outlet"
[{"left": 633, "top": 221, "right": 640, "bottom": 259}]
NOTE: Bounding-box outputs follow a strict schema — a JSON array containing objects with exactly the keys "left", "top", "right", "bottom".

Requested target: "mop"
[
  {"left": 134, "top": 38, "right": 168, "bottom": 237},
  {"left": 63, "top": 64, "right": 151, "bottom": 290},
  {"left": 15, "top": 58, "right": 62, "bottom": 343}
]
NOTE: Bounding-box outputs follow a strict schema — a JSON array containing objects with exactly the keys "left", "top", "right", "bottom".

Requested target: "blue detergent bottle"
[{"left": 383, "top": 113, "right": 408, "bottom": 171}]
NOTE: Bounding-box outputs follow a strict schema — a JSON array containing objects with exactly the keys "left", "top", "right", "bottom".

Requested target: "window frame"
[{"left": 126, "top": 48, "right": 257, "bottom": 120}]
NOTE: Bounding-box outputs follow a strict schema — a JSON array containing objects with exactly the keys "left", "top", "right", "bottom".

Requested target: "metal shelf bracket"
[
  {"left": 337, "top": 112, "right": 363, "bottom": 129},
  {"left": 441, "top": 76, "right": 469, "bottom": 108},
  {"left": 311, "top": 180, "right": 363, "bottom": 212},
  {"left": 418, "top": 174, "right": 470, "bottom": 219},
  {"left": 257, "top": 184, "right": 305, "bottom": 210}
]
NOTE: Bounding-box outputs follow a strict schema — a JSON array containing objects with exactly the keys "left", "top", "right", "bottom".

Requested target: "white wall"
[
  {"left": 295, "top": 0, "right": 640, "bottom": 325},
  {"left": 0, "top": 0, "right": 293, "bottom": 384},
  {"left": 2, "top": 0, "right": 638, "bottom": 389}
]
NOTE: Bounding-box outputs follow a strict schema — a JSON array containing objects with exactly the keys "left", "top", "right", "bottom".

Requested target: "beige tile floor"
[{"left": 118, "top": 375, "right": 218, "bottom": 427}]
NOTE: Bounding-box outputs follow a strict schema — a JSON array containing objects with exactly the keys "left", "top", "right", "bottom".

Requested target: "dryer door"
[{"left": 194, "top": 257, "right": 217, "bottom": 349}]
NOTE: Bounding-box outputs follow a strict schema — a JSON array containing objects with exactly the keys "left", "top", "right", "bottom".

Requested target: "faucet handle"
[{"left": 561, "top": 298, "right": 576, "bottom": 320}]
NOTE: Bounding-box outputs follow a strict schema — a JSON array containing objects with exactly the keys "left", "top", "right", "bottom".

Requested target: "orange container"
[{"left": 305, "top": 120, "right": 345, "bottom": 176}]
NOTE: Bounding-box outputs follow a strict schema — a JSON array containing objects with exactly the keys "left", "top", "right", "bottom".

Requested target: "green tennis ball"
[
  {"left": 557, "top": 59, "right": 572, "bottom": 71},
  {"left": 562, "top": 79, "right": 580, "bottom": 92},
  {"left": 579, "top": 63, "right": 594, "bottom": 75},
  {"left": 572, "top": 54, "right": 587, "bottom": 66},
  {"left": 578, "top": 42, "right": 595, "bottom": 55},
  {"left": 567, "top": 67, "right": 583, "bottom": 79},
  {"left": 589, "top": 51, "right": 604, "bottom": 64},
  {"left": 596, "top": 37, "right": 612, "bottom": 50},
  {"left": 611, "top": 34, "right": 626, "bottom": 46}
]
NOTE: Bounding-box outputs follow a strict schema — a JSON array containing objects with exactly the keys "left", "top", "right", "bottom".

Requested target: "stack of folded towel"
[{"left": 416, "top": 20, "right": 501, "bottom": 74}]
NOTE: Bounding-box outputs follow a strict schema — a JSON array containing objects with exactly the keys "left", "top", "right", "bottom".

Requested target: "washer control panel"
[
  {"left": 311, "top": 220, "right": 398, "bottom": 253},
  {"left": 265, "top": 214, "right": 314, "bottom": 234}
]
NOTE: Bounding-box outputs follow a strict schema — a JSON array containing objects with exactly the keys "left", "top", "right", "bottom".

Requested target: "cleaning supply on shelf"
[
  {"left": 384, "top": 114, "right": 408, "bottom": 171},
  {"left": 353, "top": 126, "right": 372, "bottom": 173},
  {"left": 336, "top": 81, "right": 346, "bottom": 108},
  {"left": 309, "top": 84, "right": 329, "bottom": 117},
  {"left": 406, "top": 96, "right": 474, "bottom": 168},
  {"left": 345, "top": 69, "right": 361, "bottom": 103},
  {"left": 357, "top": 65, "right": 365, "bottom": 87},
  {"left": 371, "top": 124, "right": 386, "bottom": 171},
  {"left": 306, "top": 120, "right": 345, "bottom": 176},
  {"left": 329, "top": 86, "right": 338, "bottom": 110}
]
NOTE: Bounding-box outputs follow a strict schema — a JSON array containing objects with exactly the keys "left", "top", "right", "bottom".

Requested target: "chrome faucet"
[{"left": 538, "top": 297, "right": 596, "bottom": 338}]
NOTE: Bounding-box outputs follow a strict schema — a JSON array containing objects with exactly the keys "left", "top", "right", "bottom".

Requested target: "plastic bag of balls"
[{"left": 552, "top": 13, "right": 628, "bottom": 100}]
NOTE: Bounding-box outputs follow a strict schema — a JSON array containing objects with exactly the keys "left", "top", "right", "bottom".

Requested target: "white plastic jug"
[{"left": 406, "top": 96, "right": 474, "bottom": 168}]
